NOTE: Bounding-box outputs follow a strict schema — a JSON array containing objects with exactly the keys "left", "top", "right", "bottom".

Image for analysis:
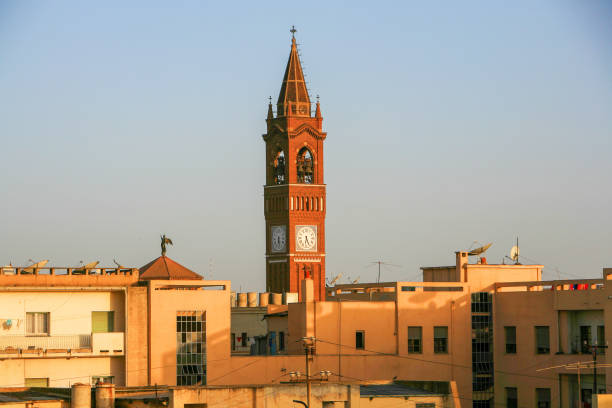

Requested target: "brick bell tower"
[{"left": 263, "top": 29, "right": 327, "bottom": 301}]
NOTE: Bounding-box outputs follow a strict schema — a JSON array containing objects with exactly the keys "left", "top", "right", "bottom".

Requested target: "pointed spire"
[
  {"left": 277, "top": 28, "right": 311, "bottom": 117},
  {"left": 315, "top": 95, "right": 321, "bottom": 119},
  {"left": 267, "top": 96, "right": 274, "bottom": 120}
]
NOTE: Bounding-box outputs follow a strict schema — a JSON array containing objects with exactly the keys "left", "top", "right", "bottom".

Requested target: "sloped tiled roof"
[{"left": 139, "top": 256, "right": 202, "bottom": 281}]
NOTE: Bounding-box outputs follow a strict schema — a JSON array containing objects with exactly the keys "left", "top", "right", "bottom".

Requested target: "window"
[
  {"left": 279, "top": 331, "right": 285, "bottom": 351},
  {"left": 26, "top": 312, "right": 49, "bottom": 335},
  {"left": 273, "top": 151, "right": 286, "bottom": 185},
  {"left": 598, "top": 325, "right": 605, "bottom": 354},
  {"left": 176, "top": 311, "right": 206, "bottom": 386},
  {"left": 535, "top": 326, "right": 550, "bottom": 354},
  {"left": 92, "top": 311, "right": 114, "bottom": 333},
  {"left": 408, "top": 326, "right": 422, "bottom": 353},
  {"left": 536, "top": 388, "right": 550, "bottom": 408},
  {"left": 505, "top": 387, "right": 518, "bottom": 408},
  {"left": 580, "top": 325, "right": 592, "bottom": 353},
  {"left": 296, "top": 148, "right": 314, "bottom": 184},
  {"left": 434, "top": 326, "right": 448, "bottom": 353},
  {"left": 25, "top": 378, "right": 48, "bottom": 387},
  {"left": 92, "top": 376, "right": 114, "bottom": 385},
  {"left": 355, "top": 331, "right": 365, "bottom": 350},
  {"left": 241, "top": 332, "right": 247, "bottom": 347},
  {"left": 231, "top": 333, "right": 235, "bottom": 351},
  {"left": 505, "top": 326, "right": 516, "bottom": 353}
]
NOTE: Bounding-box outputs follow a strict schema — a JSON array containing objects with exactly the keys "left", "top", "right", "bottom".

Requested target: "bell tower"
[{"left": 263, "top": 29, "right": 327, "bottom": 301}]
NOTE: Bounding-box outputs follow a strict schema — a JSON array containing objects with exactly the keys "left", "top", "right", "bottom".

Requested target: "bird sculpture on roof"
[{"left": 161, "top": 234, "right": 173, "bottom": 257}]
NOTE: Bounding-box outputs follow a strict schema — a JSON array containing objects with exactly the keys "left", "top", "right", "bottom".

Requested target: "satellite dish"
[
  {"left": 328, "top": 273, "right": 343, "bottom": 287},
  {"left": 510, "top": 246, "right": 520, "bottom": 263},
  {"left": 468, "top": 243, "right": 492, "bottom": 256},
  {"left": 21, "top": 259, "right": 49, "bottom": 273}
]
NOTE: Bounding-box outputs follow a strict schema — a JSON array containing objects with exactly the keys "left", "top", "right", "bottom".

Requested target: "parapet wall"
[{"left": 230, "top": 291, "right": 298, "bottom": 307}]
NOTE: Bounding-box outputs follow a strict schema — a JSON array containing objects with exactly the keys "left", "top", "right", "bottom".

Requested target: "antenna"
[
  {"left": 368, "top": 261, "right": 401, "bottom": 283},
  {"left": 351, "top": 276, "right": 360, "bottom": 284}
]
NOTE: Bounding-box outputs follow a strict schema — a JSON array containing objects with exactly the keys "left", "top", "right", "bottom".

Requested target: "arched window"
[
  {"left": 273, "top": 151, "right": 286, "bottom": 185},
  {"left": 296, "top": 148, "right": 314, "bottom": 184}
]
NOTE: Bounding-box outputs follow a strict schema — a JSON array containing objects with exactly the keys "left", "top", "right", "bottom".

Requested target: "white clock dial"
[
  {"left": 271, "top": 225, "right": 286, "bottom": 252},
  {"left": 296, "top": 225, "right": 317, "bottom": 251}
]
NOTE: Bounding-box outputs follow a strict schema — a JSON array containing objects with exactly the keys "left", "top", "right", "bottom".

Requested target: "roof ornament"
[
  {"left": 290, "top": 25, "right": 297, "bottom": 38},
  {"left": 161, "top": 234, "right": 173, "bottom": 257}
]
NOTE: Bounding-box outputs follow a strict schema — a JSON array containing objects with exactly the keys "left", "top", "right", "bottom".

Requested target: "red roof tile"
[{"left": 139, "top": 256, "right": 202, "bottom": 280}]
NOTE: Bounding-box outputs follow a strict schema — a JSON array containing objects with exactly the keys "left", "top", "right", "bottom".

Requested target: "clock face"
[
  {"left": 271, "top": 225, "right": 286, "bottom": 252},
  {"left": 296, "top": 225, "right": 317, "bottom": 252}
]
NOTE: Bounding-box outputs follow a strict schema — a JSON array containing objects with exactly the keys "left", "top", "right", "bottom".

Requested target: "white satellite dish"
[{"left": 510, "top": 245, "right": 520, "bottom": 263}]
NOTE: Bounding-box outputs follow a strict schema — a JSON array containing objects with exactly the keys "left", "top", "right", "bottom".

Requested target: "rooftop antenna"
[
  {"left": 113, "top": 259, "right": 124, "bottom": 268},
  {"left": 351, "top": 276, "right": 360, "bottom": 284},
  {"left": 208, "top": 258, "right": 214, "bottom": 279},
  {"left": 368, "top": 261, "right": 401, "bottom": 283}
]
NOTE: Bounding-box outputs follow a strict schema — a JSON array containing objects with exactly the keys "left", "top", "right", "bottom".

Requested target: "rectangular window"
[
  {"left": 580, "top": 325, "right": 592, "bottom": 353},
  {"left": 408, "top": 326, "right": 422, "bottom": 353},
  {"left": 536, "top": 388, "right": 551, "bottom": 408},
  {"left": 241, "top": 332, "right": 247, "bottom": 347},
  {"left": 92, "top": 376, "right": 114, "bottom": 385},
  {"left": 598, "top": 326, "right": 605, "bottom": 354},
  {"left": 26, "top": 312, "right": 49, "bottom": 335},
  {"left": 505, "top": 387, "right": 518, "bottom": 408},
  {"left": 25, "top": 378, "right": 49, "bottom": 387},
  {"left": 92, "top": 311, "right": 114, "bottom": 333},
  {"left": 231, "top": 333, "right": 235, "bottom": 351},
  {"left": 535, "top": 326, "right": 550, "bottom": 354},
  {"left": 434, "top": 326, "right": 448, "bottom": 353},
  {"left": 355, "top": 331, "right": 365, "bottom": 350},
  {"left": 176, "top": 311, "right": 206, "bottom": 386},
  {"left": 505, "top": 326, "right": 517, "bottom": 354},
  {"left": 279, "top": 331, "right": 285, "bottom": 351}
]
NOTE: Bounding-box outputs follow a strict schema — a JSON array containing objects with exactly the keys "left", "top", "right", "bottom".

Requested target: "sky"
[{"left": 0, "top": 1, "right": 611, "bottom": 290}]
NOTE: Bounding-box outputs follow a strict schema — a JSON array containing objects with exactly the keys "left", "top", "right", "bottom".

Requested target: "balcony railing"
[
  {"left": 0, "top": 334, "right": 90, "bottom": 350},
  {"left": 0, "top": 332, "right": 124, "bottom": 357}
]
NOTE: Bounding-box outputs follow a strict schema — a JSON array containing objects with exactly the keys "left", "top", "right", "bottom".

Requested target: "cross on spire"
[{"left": 290, "top": 25, "right": 297, "bottom": 38}]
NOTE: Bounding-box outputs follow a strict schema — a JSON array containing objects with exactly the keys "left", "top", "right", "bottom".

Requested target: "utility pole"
[
  {"left": 589, "top": 343, "right": 608, "bottom": 396},
  {"left": 286, "top": 337, "right": 331, "bottom": 408},
  {"left": 305, "top": 339, "right": 312, "bottom": 408}
]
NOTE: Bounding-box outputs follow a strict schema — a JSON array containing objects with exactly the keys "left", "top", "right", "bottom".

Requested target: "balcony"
[{"left": 0, "top": 333, "right": 124, "bottom": 358}]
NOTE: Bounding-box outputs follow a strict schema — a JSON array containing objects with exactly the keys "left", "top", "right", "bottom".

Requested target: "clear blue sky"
[{"left": 1, "top": 1, "right": 611, "bottom": 289}]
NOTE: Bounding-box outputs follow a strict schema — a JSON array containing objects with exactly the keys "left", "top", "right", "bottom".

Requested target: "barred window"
[
  {"left": 408, "top": 326, "right": 422, "bottom": 353},
  {"left": 434, "top": 326, "right": 448, "bottom": 353},
  {"left": 177, "top": 311, "right": 206, "bottom": 385}
]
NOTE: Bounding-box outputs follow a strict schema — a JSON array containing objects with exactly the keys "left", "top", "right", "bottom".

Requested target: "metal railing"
[{"left": 0, "top": 334, "right": 91, "bottom": 350}]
